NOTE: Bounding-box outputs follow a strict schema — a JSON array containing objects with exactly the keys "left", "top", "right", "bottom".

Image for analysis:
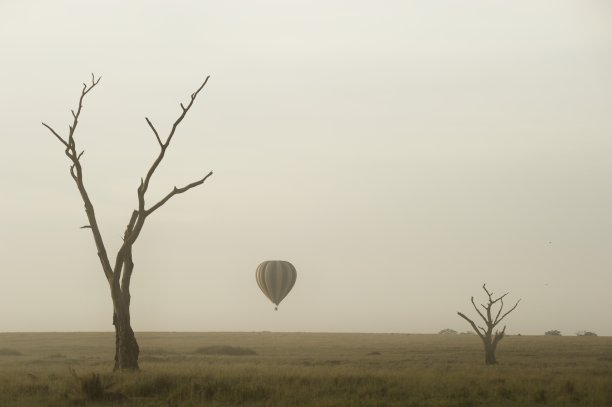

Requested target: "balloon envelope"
[{"left": 256, "top": 260, "right": 297, "bottom": 309}]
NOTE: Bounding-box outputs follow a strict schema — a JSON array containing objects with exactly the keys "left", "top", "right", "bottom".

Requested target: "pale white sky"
[{"left": 0, "top": 0, "right": 611, "bottom": 335}]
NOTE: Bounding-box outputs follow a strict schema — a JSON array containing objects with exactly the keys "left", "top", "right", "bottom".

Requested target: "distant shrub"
[
  {"left": 576, "top": 331, "right": 598, "bottom": 337},
  {"left": 0, "top": 348, "right": 23, "bottom": 356},
  {"left": 545, "top": 330, "right": 562, "bottom": 336},
  {"left": 438, "top": 329, "right": 458, "bottom": 335},
  {"left": 459, "top": 331, "right": 476, "bottom": 336},
  {"left": 194, "top": 346, "right": 257, "bottom": 356}
]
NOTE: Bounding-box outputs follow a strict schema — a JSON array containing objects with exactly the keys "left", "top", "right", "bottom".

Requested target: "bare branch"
[
  {"left": 83, "top": 74, "right": 101, "bottom": 96},
  {"left": 146, "top": 171, "right": 213, "bottom": 216},
  {"left": 42, "top": 122, "right": 70, "bottom": 148},
  {"left": 482, "top": 283, "right": 494, "bottom": 302},
  {"left": 494, "top": 297, "right": 505, "bottom": 324},
  {"left": 491, "top": 292, "right": 508, "bottom": 305},
  {"left": 495, "top": 299, "right": 521, "bottom": 325},
  {"left": 145, "top": 117, "right": 163, "bottom": 147},
  {"left": 121, "top": 245, "right": 134, "bottom": 305},
  {"left": 457, "top": 312, "right": 485, "bottom": 339},
  {"left": 113, "top": 210, "right": 140, "bottom": 285},
  {"left": 69, "top": 164, "right": 77, "bottom": 181},
  {"left": 138, "top": 76, "right": 210, "bottom": 200},
  {"left": 164, "top": 76, "right": 210, "bottom": 147},
  {"left": 471, "top": 297, "right": 489, "bottom": 325},
  {"left": 80, "top": 225, "right": 92, "bottom": 229},
  {"left": 45, "top": 74, "right": 113, "bottom": 283},
  {"left": 112, "top": 77, "right": 213, "bottom": 282}
]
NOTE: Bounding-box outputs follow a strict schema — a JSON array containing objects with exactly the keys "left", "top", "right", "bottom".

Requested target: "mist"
[{"left": 0, "top": 0, "right": 610, "bottom": 336}]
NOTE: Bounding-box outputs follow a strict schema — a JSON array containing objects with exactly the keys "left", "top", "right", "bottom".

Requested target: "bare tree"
[
  {"left": 457, "top": 284, "right": 520, "bottom": 365},
  {"left": 42, "top": 74, "right": 213, "bottom": 371}
]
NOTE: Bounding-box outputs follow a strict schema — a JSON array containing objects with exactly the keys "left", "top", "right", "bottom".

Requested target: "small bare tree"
[
  {"left": 457, "top": 284, "right": 520, "bottom": 365},
  {"left": 42, "top": 74, "right": 213, "bottom": 370}
]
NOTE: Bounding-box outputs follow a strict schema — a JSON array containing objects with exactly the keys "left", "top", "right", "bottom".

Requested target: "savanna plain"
[{"left": 0, "top": 332, "right": 610, "bottom": 407}]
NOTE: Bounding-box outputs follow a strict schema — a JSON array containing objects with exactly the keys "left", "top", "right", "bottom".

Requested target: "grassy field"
[{"left": 0, "top": 332, "right": 610, "bottom": 406}]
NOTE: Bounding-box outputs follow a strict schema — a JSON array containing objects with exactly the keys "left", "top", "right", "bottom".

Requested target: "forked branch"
[
  {"left": 140, "top": 76, "right": 210, "bottom": 199},
  {"left": 459, "top": 284, "right": 520, "bottom": 336},
  {"left": 495, "top": 299, "right": 521, "bottom": 325},
  {"left": 112, "top": 77, "right": 213, "bottom": 282},
  {"left": 42, "top": 74, "right": 112, "bottom": 282},
  {"left": 145, "top": 117, "right": 163, "bottom": 147}
]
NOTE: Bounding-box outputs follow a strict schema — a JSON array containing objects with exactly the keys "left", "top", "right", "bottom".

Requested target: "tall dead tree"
[
  {"left": 42, "top": 75, "right": 213, "bottom": 371},
  {"left": 457, "top": 284, "right": 520, "bottom": 365}
]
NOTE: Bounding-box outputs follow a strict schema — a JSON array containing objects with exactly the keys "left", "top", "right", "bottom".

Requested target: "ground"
[{"left": 0, "top": 332, "right": 610, "bottom": 406}]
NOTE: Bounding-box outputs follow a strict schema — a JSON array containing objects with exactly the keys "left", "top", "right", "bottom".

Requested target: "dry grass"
[
  {"left": 0, "top": 332, "right": 610, "bottom": 406},
  {"left": 0, "top": 348, "right": 23, "bottom": 356},
  {"left": 193, "top": 345, "right": 257, "bottom": 356}
]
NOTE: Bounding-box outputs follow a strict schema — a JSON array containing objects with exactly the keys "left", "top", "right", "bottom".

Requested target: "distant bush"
[
  {"left": 545, "top": 330, "right": 562, "bottom": 336},
  {"left": 576, "top": 331, "right": 598, "bottom": 337},
  {"left": 438, "top": 329, "right": 458, "bottom": 335},
  {"left": 194, "top": 346, "right": 257, "bottom": 356},
  {"left": 459, "top": 331, "right": 476, "bottom": 336},
  {"left": 0, "top": 348, "right": 23, "bottom": 356}
]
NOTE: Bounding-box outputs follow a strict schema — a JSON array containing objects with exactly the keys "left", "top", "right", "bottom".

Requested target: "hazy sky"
[{"left": 1, "top": 1, "right": 611, "bottom": 335}]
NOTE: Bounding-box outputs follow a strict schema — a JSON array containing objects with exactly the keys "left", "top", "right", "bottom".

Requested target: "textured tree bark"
[
  {"left": 484, "top": 341, "right": 497, "bottom": 365},
  {"left": 112, "top": 306, "right": 139, "bottom": 371}
]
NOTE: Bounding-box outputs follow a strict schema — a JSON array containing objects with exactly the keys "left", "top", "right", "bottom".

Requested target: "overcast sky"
[{"left": 1, "top": 0, "right": 610, "bottom": 335}]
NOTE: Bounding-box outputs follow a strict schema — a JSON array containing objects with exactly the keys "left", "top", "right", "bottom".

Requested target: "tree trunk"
[
  {"left": 112, "top": 299, "right": 139, "bottom": 371},
  {"left": 484, "top": 341, "right": 497, "bottom": 365}
]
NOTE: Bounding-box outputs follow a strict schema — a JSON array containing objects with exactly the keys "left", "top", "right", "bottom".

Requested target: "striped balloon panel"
[{"left": 255, "top": 260, "right": 297, "bottom": 306}]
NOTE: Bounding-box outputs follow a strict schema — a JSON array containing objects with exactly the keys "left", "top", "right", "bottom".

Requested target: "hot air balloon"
[{"left": 256, "top": 260, "right": 297, "bottom": 310}]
